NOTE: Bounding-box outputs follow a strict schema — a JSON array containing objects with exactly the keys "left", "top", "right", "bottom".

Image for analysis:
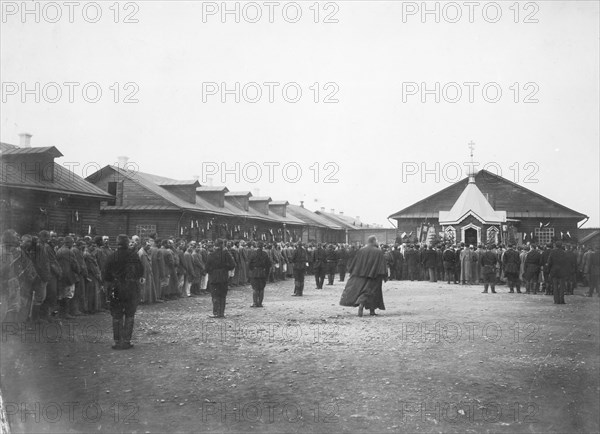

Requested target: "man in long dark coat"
[
  {"left": 104, "top": 234, "right": 144, "bottom": 350},
  {"left": 205, "top": 239, "right": 235, "bottom": 317},
  {"left": 313, "top": 243, "right": 327, "bottom": 289},
  {"left": 291, "top": 241, "right": 309, "bottom": 296},
  {"left": 340, "top": 236, "right": 387, "bottom": 317},
  {"left": 248, "top": 242, "right": 271, "bottom": 307},
  {"left": 547, "top": 241, "right": 569, "bottom": 304},
  {"left": 503, "top": 244, "right": 521, "bottom": 293}
]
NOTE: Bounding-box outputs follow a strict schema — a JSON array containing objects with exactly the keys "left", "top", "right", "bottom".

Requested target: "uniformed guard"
[{"left": 104, "top": 234, "right": 144, "bottom": 350}]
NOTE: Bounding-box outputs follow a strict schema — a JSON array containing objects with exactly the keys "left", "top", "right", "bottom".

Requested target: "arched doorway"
[{"left": 464, "top": 227, "right": 478, "bottom": 246}]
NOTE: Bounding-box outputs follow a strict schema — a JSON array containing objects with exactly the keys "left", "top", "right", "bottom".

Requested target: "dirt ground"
[{"left": 1, "top": 277, "right": 599, "bottom": 433}]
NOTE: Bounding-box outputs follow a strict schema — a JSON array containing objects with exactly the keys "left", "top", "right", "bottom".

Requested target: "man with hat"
[{"left": 104, "top": 234, "right": 144, "bottom": 349}]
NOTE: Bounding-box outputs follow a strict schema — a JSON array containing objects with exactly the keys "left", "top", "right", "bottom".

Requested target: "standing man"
[
  {"left": 524, "top": 244, "right": 542, "bottom": 294},
  {"left": 442, "top": 245, "right": 456, "bottom": 284},
  {"left": 585, "top": 247, "right": 599, "bottom": 297},
  {"left": 405, "top": 245, "right": 419, "bottom": 281},
  {"left": 56, "top": 236, "right": 80, "bottom": 319},
  {"left": 340, "top": 236, "right": 387, "bottom": 317},
  {"left": 104, "top": 234, "right": 144, "bottom": 350},
  {"left": 547, "top": 241, "right": 569, "bottom": 304},
  {"left": 541, "top": 243, "right": 553, "bottom": 295},
  {"left": 313, "top": 243, "right": 327, "bottom": 289},
  {"left": 205, "top": 239, "right": 235, "bottom": 318},
  {"left": 503, "top": 244, "right": 522, "bottom": 293},
  {"left": 481, "top": 245, "right": 498, "bottom": 294},
  {"left": 325, "top": 244, "right": 338, "bottom": 285},
  {"left": 22, "top": 232, "right": 51, "bottom": 323},
  {"left": 337, "top": 244, "right": 349, "bottom": 282},
  {"left": 423, "top": 245, "right": 437, "bottom": 282},
  {"left": 248, "top": 242, "right": 271, "bottom": 307},
  {"left": 291, "top": 241, "right": 309, "bottom": 296}
]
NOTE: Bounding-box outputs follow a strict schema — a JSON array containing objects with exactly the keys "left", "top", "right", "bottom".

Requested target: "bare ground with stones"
[{"left": 1, "top": 278, "right": 599, "bottom": 433}]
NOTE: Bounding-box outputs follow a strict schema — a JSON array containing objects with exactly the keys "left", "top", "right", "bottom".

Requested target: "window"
[
  {"left": 444, "top": 226, "right": 456, "bottom": 242},
  {"left": 535, "top": 228, "right": 554, "bottom": 245},
  {"left": 487, "top": 226, "right": 499, "bottom": 244},
  {"left": 136, "top": 224, "right": 156, "bottom": 240}
]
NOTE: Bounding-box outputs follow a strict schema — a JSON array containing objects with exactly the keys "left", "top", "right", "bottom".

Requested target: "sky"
[{"left": 1, "top": 1, "right": 599, "bottom": 227}]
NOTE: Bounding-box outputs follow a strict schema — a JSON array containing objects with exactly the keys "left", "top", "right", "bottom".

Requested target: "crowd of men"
[
  {"left": 380, "top": 242, "right": 599, "bottom": 303},
  {"left": 1, "top": 228, "right": 599, "bottom": 347}
]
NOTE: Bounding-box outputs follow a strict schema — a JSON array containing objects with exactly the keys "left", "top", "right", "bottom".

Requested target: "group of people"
[
  {"left": 379, "top": 242, "right": 599, "bottom": 303},
  {"left": 2, "top": 227, "right": 599, "bottom": 349}
]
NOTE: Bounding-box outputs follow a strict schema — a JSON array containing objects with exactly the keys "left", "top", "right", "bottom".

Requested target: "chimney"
[
  {"left": 300, "top": 201, "right": 304, "bottom": 208},
  {"left": 330, "top": 209, "right": 335, "bottom": 214},
  {"left": 19, "top": 133, "right": 32, "bottom": 148},
  {"left": 320, "top": 207, "right": 325, "bottom": 212},
  {"left": 117, "top": 156, "right": 129, "bottom": 167},
  {"left": 192, "top": 174, "right": 199, "bottom": 182},
  {"left": 339, "top": 211, "right": 344, "bottom": 215}
]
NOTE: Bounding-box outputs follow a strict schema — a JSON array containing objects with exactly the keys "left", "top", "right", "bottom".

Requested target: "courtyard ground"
[{"left": 1, "top": 278, "right": 599, "bottom": 433}]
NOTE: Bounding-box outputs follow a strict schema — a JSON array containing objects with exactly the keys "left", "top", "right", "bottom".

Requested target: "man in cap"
[{"left": 104, "top": 234, "right": 144, "bottom": 349}]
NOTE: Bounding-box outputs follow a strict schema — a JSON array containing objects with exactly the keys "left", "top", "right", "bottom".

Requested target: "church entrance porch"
[{"left": 464, "top": 227, "right": 478, "bottom": 246}]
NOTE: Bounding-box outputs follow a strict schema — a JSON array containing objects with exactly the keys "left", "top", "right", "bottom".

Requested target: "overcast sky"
[{"left": 2, "top": 1, "right": 598, "bottom": 227}]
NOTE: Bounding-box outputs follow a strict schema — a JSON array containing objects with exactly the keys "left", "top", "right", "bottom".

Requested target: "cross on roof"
[{"left": 468, "top": 141, "right": 475, "bottom": 162}]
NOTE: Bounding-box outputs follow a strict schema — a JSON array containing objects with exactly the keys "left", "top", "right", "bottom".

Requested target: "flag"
[
  {"left": 401, "top": 232, "right": 406, "bottom": 238},
  {"left": 88, "top": 225, "right": 91, "bottom": 234},
  {"left": 560, "top": 231, "right": 564, "bottom": 238},
  {"left": 75, "top": 211, "right": 79, "bottom": 221},
  {"left": 567, "top": 231, "right": 571, "bottom": 238},
  {"left": 544, "top": 222, "right": 550, "bottom": 227},
  {"left": 539, "top": 222, "right": 543, "bottom": 228},
  {"left": 523, "top": 233, "right": 527, "bottom": 240}
]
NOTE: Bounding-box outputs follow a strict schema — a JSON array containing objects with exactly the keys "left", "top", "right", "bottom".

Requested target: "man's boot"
[
  {"left": 516, "top": 285, "right": 522, "bottom": 294},
  {"left": 358, "top": 304, "right": 364, "bottom": 317},
  {"left": 122, "top": 317, "right": 135, "bottom": 349},
  {"left": 482, "top": 285, "right": 488, "bottom": 293},
  {"left": 491, "top": 285, "right": 497, "bottom": 294},
  {"left": 112, "top": 317, "right": 123, "bottom": 349},
  {"left": 509, "top": 286, "right": 514, "bottom": 293}
]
